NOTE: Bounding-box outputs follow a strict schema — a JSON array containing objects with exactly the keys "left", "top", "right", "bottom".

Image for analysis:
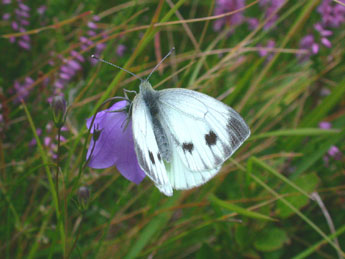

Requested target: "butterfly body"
[{"left": 131, "top": 80, "right": 250, "bottom": 196}]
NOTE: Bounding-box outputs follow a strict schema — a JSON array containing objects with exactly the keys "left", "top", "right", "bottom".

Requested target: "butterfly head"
[{"left": 139, "top": 80, "right": 155, "bottom": 93}]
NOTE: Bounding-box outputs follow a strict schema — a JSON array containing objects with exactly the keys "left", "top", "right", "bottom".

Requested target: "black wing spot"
[
  {"left": 205, "top": 130, "right": 217, "bottom": 146},
  {"left": 157, "top": 153, "right": 161, "bottom": 162},
  {"left": 149, "top": 151, "right": 155, "bottom": 165},
  {"left": 182, "top": 142, "right": 194, "bottom": 154}
]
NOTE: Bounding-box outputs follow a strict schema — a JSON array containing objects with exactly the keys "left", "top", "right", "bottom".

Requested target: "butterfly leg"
[{"left": 123, "top": 88, "right": 137, "bottom": 100}]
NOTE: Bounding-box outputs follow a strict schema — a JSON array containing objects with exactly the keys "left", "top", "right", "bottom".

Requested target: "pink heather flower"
[
  {"left": 13, "top": 77, "right": 34, "bottom": 102},
  {"left": 59, "top": 73, "right": 72, "bottom": 81},
  {"left": 18, "top": 3, "right": 30, "bottom": 12},
  {"left": 70, "top": 50, "right": 85, "bottom": 62},
  {"left": 29, "top": 128, "right": 42, "bottom": 146},
  {"left": 87, "top": 21, "right": 98, "bottom": 29},
  {"left": 116, "top": 44, "right": 126, "bottom": 57},
  {"left": 259, "top": 39, "right": 275, "bottom": 59},
  {"left": 213, "top": 0, "right": 245, "bottom": 32},
  {"left": 37, "top": 5, "right": 47, "bottom": 15},
  {"left": 79, "top": 36, "right": 93, "bottom": 45},
  {"left": 44, "top": 136, "right": 51, "bottom": 146},
  {"left": 327, "top": 146, "right": 342, "bottom": 160},
  {"left": 318, "top": 0, "right": 345, "bottom": 28},
  {"left": 321, "top": 37, "right": 332, "bottom": 48},
  {"left": 298, "top": 35, "right": 319, "bottom": 61},
  {"left": 95, "top": 43, "right": 106, "bottom": 51},
  {"left": 2, "top": 0, "right": 11, "bottom": 4},
  {"left": 18, "top": 40, "right": 30, "bottom": 50},
  {"left": 12, "top": 21, "right": 19, "bottom": 30},
  {"left": 86, "top": 100, "right": 146, "bottom": 184},
  {"left": 319, "top": 121, "right": 331, "bottom": 129},
  {"left": 20, "top": 19, "right": 30, "bottom": 26},
  {"left": 92, "top": 15, "right": 100, "bottom": 22},
  {"left": 247, "top": 18, "right": 259, "bottom": 29},
  {"left": 87, "top": 30, "right": 97, "bottom": 37},
  {"left": 67, "top": 59, "right": 82, "bottom": 71},
  {"left": 2, "top": 13, "right": 10, "bottom": 20},
  {"left": 15, "top": 9, "right": 30, "bottom": 18},
  {"left": 260, "top": 0, "right": 285, "bottom": 30},
  {"left": 60, "top": 65, "right": 75, "bottom": 76},
  {"left": 54, "top": 80, "right": 64, "bottom": 89},
  {"left": 314, "top": 23, "right": 333, "bottom": 37}
]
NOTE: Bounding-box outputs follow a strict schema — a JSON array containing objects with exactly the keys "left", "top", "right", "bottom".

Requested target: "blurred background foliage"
[{"left": 0, "top": 0, "right": 345, "bottom": 258}]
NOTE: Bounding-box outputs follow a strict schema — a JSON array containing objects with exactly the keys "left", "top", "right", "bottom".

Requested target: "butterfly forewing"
[
  {"left": 131, "top": 93, "right": 173, "bottom": 196},
  {"left": 157, "top": 88, "right": 250, "bottom": 173}
]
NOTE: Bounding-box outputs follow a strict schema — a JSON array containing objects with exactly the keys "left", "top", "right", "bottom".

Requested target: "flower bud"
[
  {"left": 51, "top": 96, "right": 66, "bottom": 128},
  {"left": 77, "top": 186, "right": 90, "bottom": 210},
  {"left": 78, "top": 186, "right": 90, "bottom": 202}
]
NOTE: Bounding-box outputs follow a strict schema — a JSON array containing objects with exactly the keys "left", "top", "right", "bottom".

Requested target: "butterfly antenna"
[
  {"left": 146, "top": 47, "right": 175, "bottom": 81},
  {"left": 91, "top": 55, "right": 143, "bottom": 81}
]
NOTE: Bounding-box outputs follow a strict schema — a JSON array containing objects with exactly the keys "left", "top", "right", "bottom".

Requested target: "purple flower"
[
  {"left": 116, "top": 44, "right": 126, "bottom": 57},
  {"left": 320, "top": 37, "right": 332, "bottom": 48},
  {"left": 67, "top": 59, "right": 82, "bottom": 71},
  {"left": 2, "top": 13, "right": 10, "bottom": 20},
  {"left": 18, "top": 3, "right": 30, "bottom": 12},
  {"left": 298, "top": 35, "right": 319, "bottom": 61},
  {"left": 87, "top": 21, "right": 98, "bottom": 29},
  {"left": 213, "top": 0, "right": 245, "bottom": 32},
  {"left": 259, "top": 0, "right": 285, "bottom": 30},
  {"left": 319, "top": 121, "right": 331, "bottom": 129},
  {"left": 247, "top": 18, "right": 259, "bottom": 29},
  {"left": 13, "top": 77, "right": 34, "bottom": 102},
  {"left": 92, "top": 15, "right": 100, "bottom": 22},
  {"left": 70, "top": 50, "right": 85, "bottom": 62},
  {"left": 18, "top": 39, "right": 30, "bottom": 50},
  {"left": 327, "top": 146, "right": 342, "bottom": 160},
  {"left": 318, "top": 0, "right": 345, "bottom": 28},
  {"left": 258, "top": 39, "right": 275, "bottom": 60},
  {"left": 86, "top": 100, "right": 146, "bottom": 184},
  {"left": 37, "top": 5, "right": 47, "bottom": 15},
  {"left": 314, "top": 23, "right": 333, "bottom": 37}
]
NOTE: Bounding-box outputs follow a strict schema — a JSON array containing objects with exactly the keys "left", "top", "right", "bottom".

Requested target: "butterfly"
[{"left": 92, "top": 49, "right": 250, "bottom": 196}]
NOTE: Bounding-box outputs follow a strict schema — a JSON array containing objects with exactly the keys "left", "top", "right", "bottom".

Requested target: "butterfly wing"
[
  {"left": 157, "top": 88, "right": 250, "bottom": 189},
  {"left": 131, "top": 93, "right": 173, "bottom": 196},
  {"left": 168, "top": 146, "right": 221, "bottom": 190}
]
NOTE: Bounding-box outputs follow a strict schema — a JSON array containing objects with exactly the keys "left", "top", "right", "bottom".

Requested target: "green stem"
[
  {"left": 67, "top": 215, "right": 83, "bottom": 259},
  {"left": 22, "top": 101, "right": 66, "bottom": 256},
  {"left": 56, "top": 127, "right": 61, "bottom": 206}
]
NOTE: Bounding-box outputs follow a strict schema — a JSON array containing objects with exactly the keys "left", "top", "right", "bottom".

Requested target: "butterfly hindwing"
[
  {"left": 131, "top": 93, "right": 173, "bottom": 196},
  {"left": 167, "top": 146, "right": 221, "bottom": 190},
  {"left": 157, "top": 88, "right": 250, "bottom": 174}
]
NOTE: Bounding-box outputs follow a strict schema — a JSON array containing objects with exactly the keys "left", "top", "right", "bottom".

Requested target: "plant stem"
[{"left": 56, "top": 127, "right": 61, "bottom": 207}]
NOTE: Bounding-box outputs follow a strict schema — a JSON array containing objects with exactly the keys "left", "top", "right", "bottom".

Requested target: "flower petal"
[{"left": 86, "top": 100, "right": 146, "bottom": 184}]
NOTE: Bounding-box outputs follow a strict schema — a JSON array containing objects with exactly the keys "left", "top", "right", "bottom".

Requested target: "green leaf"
[
  {"left": 275, "top": 173, "right": 319, "bottom": 218},
  {"left": 235, "top": 225, "right": 251, "bottom": 249},
  {"left": 254, "top": 227, "right": 289, "bottom": 252},
  {"left": 209, "top": 195, "right": 275, "bottom": 221},
  {"left": 124, "top": 194, "right": 180, "bottom": 259}
]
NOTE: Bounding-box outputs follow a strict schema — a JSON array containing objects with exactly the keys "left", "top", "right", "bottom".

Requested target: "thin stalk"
[
  {"left": 67, "top": 216, "right": 83, "bottom": 259},
  {"left": 56, "top": 127, "right": 61, "bottom": 206}
]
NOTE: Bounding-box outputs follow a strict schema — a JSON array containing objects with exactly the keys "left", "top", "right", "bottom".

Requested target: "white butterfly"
[
  {"left": 92, "top": 50, "right": 250, "bottom": 196},
  {"left": 130, "top": 55, "right": 250, "bottom": 196}
]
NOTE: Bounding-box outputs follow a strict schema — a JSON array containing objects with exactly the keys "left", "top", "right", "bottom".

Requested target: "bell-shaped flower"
[{"left": 86, "top": 100, "right": 146, "bottom": 184}]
